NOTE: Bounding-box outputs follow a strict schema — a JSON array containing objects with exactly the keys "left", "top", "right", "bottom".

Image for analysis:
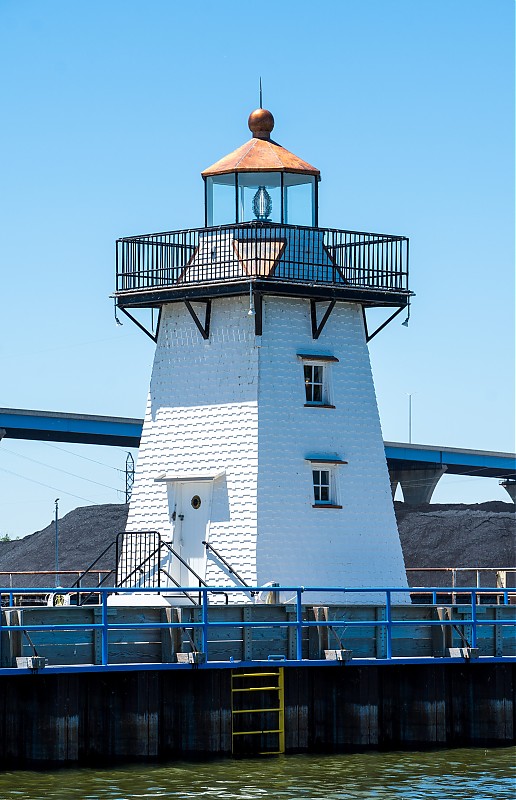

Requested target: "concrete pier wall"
[{"left": 0, "top": 664, "right": 513, "bottom": 767}]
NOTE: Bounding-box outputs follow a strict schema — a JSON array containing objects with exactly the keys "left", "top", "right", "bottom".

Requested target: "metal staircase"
[
  {"left": 230, "top": 668, "right": 285, "bottom": 756},
  {"left": 72, "top": 532, "right": 229, "bottom": 606}
]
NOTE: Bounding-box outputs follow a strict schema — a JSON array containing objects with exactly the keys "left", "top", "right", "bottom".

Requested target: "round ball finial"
[{"left": 248, "top": 108, "right": 274, "bottom": 140}]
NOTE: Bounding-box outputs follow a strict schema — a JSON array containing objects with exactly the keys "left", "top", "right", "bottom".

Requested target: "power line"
[
  {"left": 40, "top": 440, "right": 126, "bottom": 472},
  {"left": 0, "top": 446, "right": 121, "bottom": 492},
  {"left": 0, "top": 465, "right": 99, "bottom": 505}
]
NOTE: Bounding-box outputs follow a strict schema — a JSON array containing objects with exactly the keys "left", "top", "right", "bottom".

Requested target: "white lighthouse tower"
[{"left": 115, "top": 107, "right": 411, "bottom": 602}]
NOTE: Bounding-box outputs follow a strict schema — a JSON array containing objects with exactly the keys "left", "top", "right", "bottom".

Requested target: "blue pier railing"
[{"left": 0, "top": 585, "right": 515, "bottom": 675}]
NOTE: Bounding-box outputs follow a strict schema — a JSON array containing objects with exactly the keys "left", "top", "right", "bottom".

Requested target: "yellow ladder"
[{"left": 231, "top": 668, "right": 285, "bottom": 755}]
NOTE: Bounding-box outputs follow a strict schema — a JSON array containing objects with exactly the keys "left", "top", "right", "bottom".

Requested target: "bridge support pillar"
[
  {"left": 0, "top": 428, "right": 5, "bottom": 441},
  {"left": 389, "top": 466, "right": 447, "bottom": 506},
  {"left": 500, "top": 479, "right": 516, "bottom": 504}
]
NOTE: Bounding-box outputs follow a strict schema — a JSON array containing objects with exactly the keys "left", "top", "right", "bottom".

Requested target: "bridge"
[
  {"left": 384, "top": 441, "right": 516, "bottom": 504},
  {"left": 1, "top": 408, "right": 515, "bottom": 504},
  {"left": 0, "top": 408, "right": 142, "bottom": 448}
]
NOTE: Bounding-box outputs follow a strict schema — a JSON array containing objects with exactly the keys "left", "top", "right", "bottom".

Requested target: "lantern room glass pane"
[
  {"left": 206, "top": 174, "right": 235, "bottom": 226},
  {"left": 237, "top": 172, "right": 281, "bottom": 223},
  {"left": 283, "top": 173, "right": 316, "bottom": 226}
]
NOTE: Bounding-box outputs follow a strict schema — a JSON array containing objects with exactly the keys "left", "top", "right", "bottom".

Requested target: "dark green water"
[{"left": 0, "top": 749, "right": 513, "bottom": 799}]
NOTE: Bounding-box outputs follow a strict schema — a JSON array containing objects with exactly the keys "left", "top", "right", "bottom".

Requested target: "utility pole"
[{"left": 54, "top": 498, "right": 60, "bottom": 587}]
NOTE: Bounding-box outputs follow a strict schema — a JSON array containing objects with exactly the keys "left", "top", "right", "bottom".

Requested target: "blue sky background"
[{"left": 0, "top": 0, "right": 514, "bottom": 539}]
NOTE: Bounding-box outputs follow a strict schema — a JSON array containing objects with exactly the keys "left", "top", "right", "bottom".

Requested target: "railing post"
[
  {"left": 470, "top": 590, "right": 478, "bottom": 649},
  {"left": 101, "top": 590, "right": 109, "bottom": 666},
  {"left": 201, "top": 589, "right": 209, "bottom": 659},
  {"left": 432, "top": 590, "right": 437, "bottom": 604},
  {"left": 385, "top": 590, "right": 393, "bottom": 660},
  {"left": 295, "top": 589, "right": 303, "bottom": 661}
]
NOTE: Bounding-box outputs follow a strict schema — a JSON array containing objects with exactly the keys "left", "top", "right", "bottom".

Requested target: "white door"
[{"left": 173, "top": 481, "right": 213, "bottom": 587}]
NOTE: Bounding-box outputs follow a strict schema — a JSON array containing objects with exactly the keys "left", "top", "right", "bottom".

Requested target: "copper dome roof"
[{"left": 202, "top": 108, "right": 320, "bottom": 179}]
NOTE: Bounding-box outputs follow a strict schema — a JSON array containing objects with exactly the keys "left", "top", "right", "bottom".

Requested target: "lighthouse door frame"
[
  {"left": 174, "top": 480, "right": 213, "bottom": 585},
  {"left": 157, "top": 473, "right": 223, "bottom": 587}
]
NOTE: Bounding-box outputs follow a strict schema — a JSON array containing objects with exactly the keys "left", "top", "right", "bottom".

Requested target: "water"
[{"left": 0, "top": 749, "right": 514, "bottom": 800}]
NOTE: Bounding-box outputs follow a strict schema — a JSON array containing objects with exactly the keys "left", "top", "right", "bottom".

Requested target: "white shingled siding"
[
  {"left": 255, "top": 297, "right": 408, "bottom": 601},
  {"left": 125, "top": 294, "right": 408, "bottom": 602},
  {"left": 125, "top": 296, "right": 259, "bottom": 589}
]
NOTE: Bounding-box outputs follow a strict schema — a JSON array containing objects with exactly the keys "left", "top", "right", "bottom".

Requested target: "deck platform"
[{"left": 1, "top": 591, "right": 514, "bottom": 673}]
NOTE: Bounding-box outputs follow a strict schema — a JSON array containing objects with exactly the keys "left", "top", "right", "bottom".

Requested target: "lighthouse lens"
[
  {"left": 237, "top": 173, "right": 281, "bottom": 223},
  {"left": 252, "top": 186, "right": 272, "bottom": 220}
]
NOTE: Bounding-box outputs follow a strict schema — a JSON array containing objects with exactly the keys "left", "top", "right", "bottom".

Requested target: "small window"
[
  {"left": 304, "top": 364, "right": 324, "bottom": 404},
  {"left": 312, "top": 469, "right": 331, "bottom": 504},
  {"left": 298, "top": 354, "right": 337, "bottom": 408},
  {"left": 308, "top": 459, "right": 344, "bottom": 508}
]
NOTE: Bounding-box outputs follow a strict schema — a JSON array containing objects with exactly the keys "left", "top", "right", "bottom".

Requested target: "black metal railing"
[
  {"left": 114, "top": 533, "right": 229, "bottom": 605},
  {"left": 116, "top": 531, "right": 162, "bottom": 589},
  {"left": 116, "top": 223, "right": 409, "bottom": 295},
  {"left": 203, "top": 540, "right": 257, "bottom": 597},
  {"left": 161, "top": 541, "right": 229, "bottom": 605}
]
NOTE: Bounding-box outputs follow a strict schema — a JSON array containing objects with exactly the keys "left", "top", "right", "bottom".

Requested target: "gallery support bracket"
[
  {"left": 310, "top": 299, "right": 336, "bottom": 340},
  {"left": 361, "top": 305, "right": 407, "bottom": 343},
  {"left": 185, "top": 300, "right": 212, "bottom": 340}
]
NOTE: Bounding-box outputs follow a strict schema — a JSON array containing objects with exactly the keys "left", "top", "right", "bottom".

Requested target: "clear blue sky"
[{"left": 0, "top": 0, "right": 514, "bottom": 539}]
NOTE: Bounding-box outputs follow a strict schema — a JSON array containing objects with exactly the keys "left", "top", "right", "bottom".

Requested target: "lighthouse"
[{"left": 114, "top": 107, "right": 411, "bottom": 602}]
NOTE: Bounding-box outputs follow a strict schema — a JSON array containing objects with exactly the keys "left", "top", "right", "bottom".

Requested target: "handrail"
[
  {"left": 117, "top": 221, "right": 409, "bottom": 244},
  {"left": 407, "top": 567, "right": 516, "bottom": 581},
  {"left": 161, "top": 541, "right": 207, "bottom": 587},
  {"left": 0, "top": 570, "right": 112, "bottom": 605},
  {"left": 406, "top": 567, "right": 516, "bottom": 572},
  {"left": 158, "top": 567, "right": 197, "bottom": 606},
  {"left": 407, "top": 567, "right": 516, "bottom": 599},
  {"left": 0, "top": 571, "right": 112, "bottom": 576},
  {"left": 161, "top": 542, "right": 229, "bottom": 604},
  {"left": 70, "top": 541, "right": 117, "bottom": 588},
  {"left": 0, "top": 570, "right": 111, "bottom": 585},
  {"left": 1, "top": 585, "right": 514, "bottom": 673},
  {"left": 76, "top": 570, "right": 116, "bottom": 606},
  {"left": 202, "top": 541, "right": 257, "bottom": 596}
]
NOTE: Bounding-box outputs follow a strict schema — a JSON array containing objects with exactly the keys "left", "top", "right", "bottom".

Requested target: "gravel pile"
[
  {"left": 0, "top": 504, "right": 128, "bottom": 587},
  {"left": 395, "top": 501, "right": 515, "bottom": 587},
  {"left": 0, "top": 501, "right": 513, "bottom": 588}
]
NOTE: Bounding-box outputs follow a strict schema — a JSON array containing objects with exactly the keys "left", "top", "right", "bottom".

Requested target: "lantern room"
[{"left": 202, "top": 108, "right": 320, "bottom": 227}]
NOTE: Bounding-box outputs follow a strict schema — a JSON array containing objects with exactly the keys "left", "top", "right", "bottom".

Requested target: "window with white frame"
[
  {"left": 312, "top": 468, "right": 331, "bottom": 504},
  {"left": 304, "top": 363, "right": 324, "bottom": 404},
  {"left": 298, "top": 353, "right": 338, "bottom": 407},
  {"left": 306, "top": 456, "right": 346, "bottom": 508}
]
